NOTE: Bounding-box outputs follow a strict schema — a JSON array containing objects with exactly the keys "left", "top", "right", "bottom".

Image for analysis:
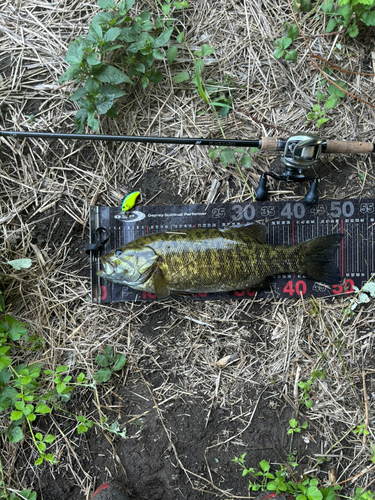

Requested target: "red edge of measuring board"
[{"left": 341, "top": 219, "right": 344, "bottom": 279}]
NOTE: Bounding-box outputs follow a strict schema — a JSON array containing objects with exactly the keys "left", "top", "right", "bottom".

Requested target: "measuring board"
[{"left": 89, "top": 199, "right": 375, "bottom": 303}]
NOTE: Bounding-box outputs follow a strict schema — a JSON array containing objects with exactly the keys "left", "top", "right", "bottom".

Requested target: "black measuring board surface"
[{"left": 89, "top": 198, "right": 375, "bottom": 303}]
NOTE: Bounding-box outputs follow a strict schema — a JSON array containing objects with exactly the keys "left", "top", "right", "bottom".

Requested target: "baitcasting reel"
[{"left": 255, "top": 133, "right": 323, "bottom": 204}]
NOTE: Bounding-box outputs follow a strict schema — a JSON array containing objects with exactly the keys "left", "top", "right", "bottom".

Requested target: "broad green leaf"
[
  {"left": 98, "top": 84, "right": 125, "bottom": 100},
  {"left": 306, "top": 486, "right": 323, "bottom": 500},
  {"left": 138, "top": 10, "right": 150, "bottom": 21},
  {"left": 208, "top": 148, "right": 219, "bottom": 159},
  {"left": 98, "top": 0, "right": 115, "bottom": 8},
  {"left": 56, "top": 366, "right": 68, "bottom": 374},
  {"left": 70, "top": 88, "right": 88, "bottom": 101},
  {"left": 347, "top": 22, "right": 359, "bottom": 37},
  {"left": 219, "top": 148, "right": 236, "bottom": 166},
  {"left": 113, "top": 353, "right": 126, "bottom": 371},
  {"left": 20, "top": 490, "right": 37, "bottom": 500},
  {"left": 0, "top": 368, "right": 11, "bottom": 386},
  {"left": 285, "top": 49, "right": 297, "bottom": 63},
  {"left": 260, "top": 459, "right": 270, "bottom": 472},
  {"left": 85, "top": 76, "right": 100, "bottom": 94},
  {"left": 7, "top": 259, "right": 32, "bottom": 270},
  {"left": 162, "top": 3, "right": 171, "bottom": 14},
  {"left": 27, "top": 413, "right": 36, "bottom": 421},
  {"left": 65, "top": 39, "right": 84, "bottom": 65},
  {"left": 280, "top": 37, "right": 292, "bottom": 49},
  {"left": 103, "top": 27, "right": 121, "bottom": 42},
  {"left": 177, "top": 32, "right": 184, "bottom": 43},
  {"left": 106, "top": 106, "right": 118, "bottom": 118},
  {"left": 327, "top": 81, "right": 346, "bottom": 97},
  {"left": 241, "top": 155, "right": 252, "bottom": 168},
  {"left": 118, "top": 27, "right": 138, "bottom": 43},
  {"left": 96, "top": 354, "right": 109, "bottom": 367},
  {"left": 201, "top": 44, "right": 215, "bottom": 56},
  {"left": 298, "top": 0, "right": 313, "bottom": 11},
  {"left": 273, "top": 47, "right": 284, "bottom": 59},
  {"left": 125, "top": 0, "right": 135, "bottom": 10},
  {"left": 96, "top": 66, "right": 133, "bottom": 84},
  {"left": 324, "top": 95, "right": 340, "bottom": 109},
  {"left": 148, "top": 70, "right": 163, "bottom": 83},
  {"left": 0, "top": 356, "right": 11, "bottom": 371},
  {"left": 7, "top": 425, "right": 24, "bottom": 443},
  {"left": 56, "top": 382, "right": 67, "bottom": 394},
  {"left": 93, "top": 368, "right": 112, "bottom": 383},
  {"left": 141, "top": 76, "right": 149, "bottom": 89},
  {"left": 316, "top": 91, "right": 325, "bottom": 100},
  {"left": 44, "top": 434, "right": 55, "bottom": 444},
  {"left": 174, "top": 71, "right": 190, "bottom": 83},
  {"left": 10, "top": 410, "right": 23, "bottom": 421},
  {"left": 167, "top": 46, "right": 178, "bottom": 64},
  {"left": 0, "top": 387, "right": 18, "bottom": 410},
  {"left": 90, "top": 23, "right": 103, "bottom": 41},
  {"left": 35, "top": 458, "right": 44, "bottom": 466},
  {"left": 74, "top": 109, "right": 88, "bottom": 133},
  {"left": 35, "top": 432, "right": 43, "bottom": 441},
  {"left": 135, "top": 62, "right": 145, "bottom": 73},
  {"left": 321, "top": 0, "right": 334, "bottom": 11},
  {"left": 95, "top": 95, "right": 115, "bottom": 115},
  {"left": 154, "top": 17, "right": 164, "bottom": 29},
  {"left": 77, "top": 424, "right": 88, "bottom": 434},
  {"left": 361, "top": 11, "right": 375, "bottom": 25},
  {"left": 153, "top": 48, "right": 165, "bottom": 59},
  {"left": 326, "top": 18, "right": 337, "bottom": 33},
  {"left": 154, "top": 27, "right": 174, "bottom": 48},
  {"left": 91, "top": 12, "right": 113, "bottom": 26},
  {"left": 287, "top": 23, "right": 299, "bottom": 40},
  {"left": 35, "top": 402, "right": 52, "bottom": 414},
  {"left": 305, "top": 399, "right": 314, "bottom": 408}
]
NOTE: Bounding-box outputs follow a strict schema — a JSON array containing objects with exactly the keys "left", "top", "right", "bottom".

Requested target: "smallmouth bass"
[{"left": 97, "top": 224, "right": 342, "bottom": 299}]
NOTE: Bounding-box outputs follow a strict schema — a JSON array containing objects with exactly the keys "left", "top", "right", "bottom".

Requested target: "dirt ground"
[{"left": 1, "top": 0, "right": 375, "bottom": 499}]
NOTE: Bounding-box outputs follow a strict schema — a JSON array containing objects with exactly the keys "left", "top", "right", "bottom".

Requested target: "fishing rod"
[{"left": 1, "top": 130, "right": 373, "bottom": 204}]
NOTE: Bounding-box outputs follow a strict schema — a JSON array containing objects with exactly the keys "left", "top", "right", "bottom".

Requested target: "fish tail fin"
[{"left": 298, "top": 234, "right": 342, "bottom": 284}]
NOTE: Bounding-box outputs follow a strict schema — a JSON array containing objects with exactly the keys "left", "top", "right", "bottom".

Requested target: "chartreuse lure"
[{"left": 121, "top": 191, "right": 140, "bottom": 212}]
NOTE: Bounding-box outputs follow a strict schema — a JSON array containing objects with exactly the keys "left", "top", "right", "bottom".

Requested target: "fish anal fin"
[{"left": 153, "top": 267, "right": 170, "bottom": 299}]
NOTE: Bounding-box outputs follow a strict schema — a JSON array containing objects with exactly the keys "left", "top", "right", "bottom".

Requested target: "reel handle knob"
[
  {"left": 255, "top": 174, "right": 268, "bottom": 201},
  {"left": 304, "top": 179, "right": 319, "bottom": 205}
]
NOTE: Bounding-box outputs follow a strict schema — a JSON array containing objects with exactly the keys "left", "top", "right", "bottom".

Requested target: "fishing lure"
[{"left": 121, "top": 191, "right": 140, "bottom": 212}]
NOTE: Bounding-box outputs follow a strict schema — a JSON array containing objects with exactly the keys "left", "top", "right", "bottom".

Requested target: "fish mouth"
[{"left": 99, "top": 258, "right": 116, "bottom": 276}]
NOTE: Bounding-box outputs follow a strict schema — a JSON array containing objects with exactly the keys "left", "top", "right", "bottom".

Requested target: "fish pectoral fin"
[{"left": 153, "top": 267, "right": 170, "bottom": 299}]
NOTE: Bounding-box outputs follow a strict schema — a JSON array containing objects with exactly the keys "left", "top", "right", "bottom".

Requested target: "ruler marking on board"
[{"left": 89, "top": 198, "right": 375, "bottom": 302}]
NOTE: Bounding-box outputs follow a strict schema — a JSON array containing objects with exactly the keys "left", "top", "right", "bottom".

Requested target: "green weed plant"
[
  {"left": 60, "top": 0, "right": 188, "bottom": 131},
  {"left": 232, "top": 455, "right": 341, "bottom": 500}
]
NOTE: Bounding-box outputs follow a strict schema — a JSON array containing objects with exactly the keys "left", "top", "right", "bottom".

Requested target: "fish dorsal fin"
[
  {"left": 224, "top": 223, "right": 267, "bottom": 243},
  {"left": 153, "top": 267, "right": 170, "bottom": 299}
]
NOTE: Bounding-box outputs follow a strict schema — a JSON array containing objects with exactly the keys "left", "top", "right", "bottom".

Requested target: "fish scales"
[{"left": 97, "top": 225, "right": 342, "bottom": 299}]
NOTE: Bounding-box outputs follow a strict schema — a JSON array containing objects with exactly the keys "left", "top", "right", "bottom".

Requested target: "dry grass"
[{"left": 0, "top": 0, "right": 375, "bottom": 499}]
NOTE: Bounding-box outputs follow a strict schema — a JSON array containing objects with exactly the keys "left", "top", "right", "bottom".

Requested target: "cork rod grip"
[
  {"left": 325, "top": 140, "right": 374, "bottom": 154},
  {"left": 260, "top": 137, "right": 279, "bottom": 150}
]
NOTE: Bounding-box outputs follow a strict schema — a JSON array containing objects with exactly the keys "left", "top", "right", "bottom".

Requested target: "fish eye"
[{"left": 115, "top": 250, "right": 122, "bottom": 257}]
